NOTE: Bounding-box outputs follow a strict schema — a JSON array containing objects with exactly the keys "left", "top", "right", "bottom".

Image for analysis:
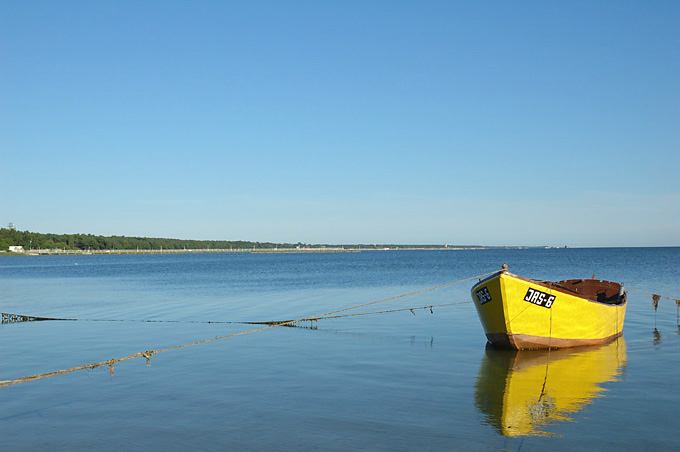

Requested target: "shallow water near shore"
[{"left": 1, "top": 248, "right": 679, "bottom": 450}]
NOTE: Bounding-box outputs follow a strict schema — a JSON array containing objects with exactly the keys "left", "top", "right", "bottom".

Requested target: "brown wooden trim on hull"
[{"left": 486, "top": 331, "right": 624, "bottom": 350}]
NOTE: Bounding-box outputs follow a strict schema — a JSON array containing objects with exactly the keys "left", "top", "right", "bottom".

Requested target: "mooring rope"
[
  {"left": 626, "top": 287, "right": 680, "bottom": 313},
  {"left": 302, "top": 271, "right": 495, "bottom": 320},
  {"left": 627, "top": 287, "right": 678, "bottom": 301},
  {"left": 0, "top": 271, "right": 495, "bottom": 389},
  {"left": 1, "top": 302, "right": 471, "bottom": 327},
  {"left": 310, "top": 301, "right": 472, "bottom": 321}
]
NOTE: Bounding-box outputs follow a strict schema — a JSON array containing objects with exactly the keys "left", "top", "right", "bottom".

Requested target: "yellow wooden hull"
[{"left": 471, "top": 271, "right": 627, "bottom": 349}]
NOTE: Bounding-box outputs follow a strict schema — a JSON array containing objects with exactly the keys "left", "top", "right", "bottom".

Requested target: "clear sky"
[{"left": 1, "top": 1, "right": 678, "bottom": 247}]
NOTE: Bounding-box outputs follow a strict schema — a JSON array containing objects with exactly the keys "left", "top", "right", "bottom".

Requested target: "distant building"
[{"left": 9, "top": 245, "right": 24, "bottom": 253}]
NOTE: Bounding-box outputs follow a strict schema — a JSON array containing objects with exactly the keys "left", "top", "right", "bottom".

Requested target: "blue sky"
[{"left": 1, "top": 1, "right": 678, "bottom": 246}]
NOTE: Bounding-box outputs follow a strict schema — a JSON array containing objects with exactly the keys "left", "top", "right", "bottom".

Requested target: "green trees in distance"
[
  {"left": 0, "top": 228, "right": 479, "bottom": 252},
  {"left": 0, "top": 228, "right": 299, "bottom": 252}
]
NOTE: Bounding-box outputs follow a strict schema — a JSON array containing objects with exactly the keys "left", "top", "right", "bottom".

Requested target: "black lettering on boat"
[
  {"left": 523, "top": 288, "right": 556, "bottom": 308},
  {"left": 476, "top": 287, "right": 492, "bottom": 305}
]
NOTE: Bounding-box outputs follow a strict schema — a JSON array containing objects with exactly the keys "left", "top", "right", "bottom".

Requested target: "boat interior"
[{"left": 545, "top": 279, "right": 626, "bottom": 304}]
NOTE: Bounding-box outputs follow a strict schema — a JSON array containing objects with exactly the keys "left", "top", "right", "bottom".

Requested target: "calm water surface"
[{"left": 1, "top": 248, "right": 679, "bottom": 450}]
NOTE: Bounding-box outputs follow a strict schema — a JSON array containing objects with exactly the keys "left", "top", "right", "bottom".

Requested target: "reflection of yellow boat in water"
[{"left": 475, "top": 338, "right": 627, "bottom": 437}]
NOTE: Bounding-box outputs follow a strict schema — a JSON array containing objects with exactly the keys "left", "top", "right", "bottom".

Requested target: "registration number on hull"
[
  {"left": 475, "top": 287, "right": 492, "bottom": 305},
  {"left": 524, "top": 288, "right": 556, "bottom": 308}
]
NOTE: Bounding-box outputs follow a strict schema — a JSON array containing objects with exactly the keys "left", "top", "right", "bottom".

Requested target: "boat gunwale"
[{"left": 471, "top": 270, "right": 627, "bottom": 307}]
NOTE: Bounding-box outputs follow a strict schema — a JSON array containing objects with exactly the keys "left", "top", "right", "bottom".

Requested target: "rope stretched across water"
[
  {"left": 2, "top": 302, "right": 472, "bottom": 326},
  {"left": 626, "top": 287, "right": 680, "bottom": 310},
  {"left": 0, "top": 271, "right": 495, "bottom": 389}
]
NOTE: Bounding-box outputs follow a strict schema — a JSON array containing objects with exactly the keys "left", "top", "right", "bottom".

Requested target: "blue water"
[{"left": 1, "top": 248, "right": 679, "bottom": 450}]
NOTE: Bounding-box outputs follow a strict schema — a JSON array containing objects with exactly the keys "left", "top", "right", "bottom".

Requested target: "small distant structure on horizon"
[{"left": 8, "top": 223, "right": 16, "bottom": 230}]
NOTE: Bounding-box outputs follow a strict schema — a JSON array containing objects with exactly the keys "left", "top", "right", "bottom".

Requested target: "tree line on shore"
[
  {"left": 0, "top": 228, "right": 297, "bottom": 252},
  {"left": 0, "top": 228, "right": 481, "bottom": 253}
]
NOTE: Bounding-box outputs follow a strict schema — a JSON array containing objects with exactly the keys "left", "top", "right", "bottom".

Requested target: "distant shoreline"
[
  {"left": 1, "top": 228, "right": 570, "bottom": 255},
  {"left": 0, "top": 245, "right": 553, "bottom": 256}
]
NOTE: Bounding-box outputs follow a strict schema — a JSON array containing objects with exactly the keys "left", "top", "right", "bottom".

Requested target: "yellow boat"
[
  {"left": 475, "top": 338, "right": 627, "bottom": 436},
  {"left": 471, "top": 266, "right": 627, "bottom": 349}
]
